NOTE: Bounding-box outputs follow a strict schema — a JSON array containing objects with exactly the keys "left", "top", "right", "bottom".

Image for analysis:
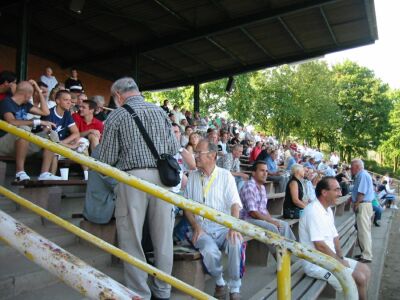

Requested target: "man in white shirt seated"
[
  {"left": 299, "top": 177, "right": 371, "bottom": 300},
  {"left": 184, "top": 139, "right": 244, "bottom": 300}
]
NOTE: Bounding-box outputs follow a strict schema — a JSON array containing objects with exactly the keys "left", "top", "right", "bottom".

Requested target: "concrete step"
[
  {"left": 0, "top": 243, "right": 111, "bottom": 299},
  {"left": 0, "top": 196, "right": 18, "bottom": 213},
  {"left": 6, "top": 263, "right": 125, "bottom": 300},
  {"left": 0, "top": 223, "right": 77, "bottom": 256}
]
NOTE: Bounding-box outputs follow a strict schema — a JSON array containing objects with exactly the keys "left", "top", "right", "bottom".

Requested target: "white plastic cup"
[
  {"left": 60, "top": 168, "right": 69, "bottom": 180},
  {"left": 84, "top": 170, "right": 89, "bottom": 181}
]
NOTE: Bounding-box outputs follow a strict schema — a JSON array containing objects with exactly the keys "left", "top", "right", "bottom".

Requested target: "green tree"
[{"left": 333, "top": 60, "right": 392, "bottom": 161}]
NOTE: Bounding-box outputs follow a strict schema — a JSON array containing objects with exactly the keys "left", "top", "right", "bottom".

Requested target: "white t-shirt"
[
  {"left": 330, "top": 154, "right": 340, "bottom": 165},
  {"left": 184, "top": 166, "right": 242, "bottom": 234},
  {"left": 299, "top": 200, "right": 338, "bottom": 274}
]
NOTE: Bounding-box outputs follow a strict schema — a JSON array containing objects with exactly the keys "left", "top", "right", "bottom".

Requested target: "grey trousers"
[
  {"left": 268, "top": 175, "right": 288, "bottom": 193},
  {"left": 188, "top": 227, "right": 242, "bottom": 292},
  {"left": 115, "top": 169, "right": 174, "bottom": 300},
  {"left": 245, "top": 218, "right": 296, "bottom": 254}
]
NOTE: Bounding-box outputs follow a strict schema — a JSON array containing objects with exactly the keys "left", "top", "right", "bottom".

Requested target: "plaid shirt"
[
  {"left": 99, "top": 95, "right": 180, "bottom": 170},
  {"left": 239, "top": 178, "right": 268, "bottom": 219}
]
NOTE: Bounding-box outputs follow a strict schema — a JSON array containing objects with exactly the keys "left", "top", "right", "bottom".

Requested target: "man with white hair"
[
  {"left": 99, "top": 77, "right": 180, "bottom": 299},
  {"left": 350, "top": 159, "right": 374, "bottom": 263}
]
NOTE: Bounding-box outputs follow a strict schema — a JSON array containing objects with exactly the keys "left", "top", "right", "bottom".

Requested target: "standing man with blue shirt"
[{"left": 350, "top": 159, "right": 374, "bottom": 263}]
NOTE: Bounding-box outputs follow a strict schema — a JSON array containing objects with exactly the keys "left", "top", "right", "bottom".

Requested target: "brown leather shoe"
[
  {"left": 230, "top": 292, "right": 241, "bottom": 300},
  {"left": 214, "top": 285, "right": 226, "bottom": 299}
]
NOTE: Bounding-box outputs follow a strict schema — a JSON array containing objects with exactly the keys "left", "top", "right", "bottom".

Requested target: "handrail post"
[{"left": 277, "top": 246, "right": 291, "bottom": 300}]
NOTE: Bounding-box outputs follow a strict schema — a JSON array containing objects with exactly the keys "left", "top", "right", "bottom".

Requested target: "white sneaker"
[
  {"left": 391, "top": 205, "right": 399, "bottom": 210},
  {"left": 38, "top": 172, "right": 63, "bottom": 181},
  {"left": 15, "top": 171, "right": 30, "bottom": 182}
]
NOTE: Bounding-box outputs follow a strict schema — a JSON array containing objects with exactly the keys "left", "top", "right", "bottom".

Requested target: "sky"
[{"left": 324, "top": 0, "right": 400, "bottom": 89}]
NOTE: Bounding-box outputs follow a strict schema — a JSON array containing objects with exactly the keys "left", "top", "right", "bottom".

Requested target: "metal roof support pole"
[
  {"left": 132, "top": 52, "right": 140, "bottom": 87},
  {"left": 194, "top": 83, "right": 200, "bottom": 113},
  {"left": 16, "top": 0, "right": 30, "bottom": 82}
]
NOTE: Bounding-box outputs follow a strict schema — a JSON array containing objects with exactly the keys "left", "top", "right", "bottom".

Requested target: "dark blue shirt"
[
  {"left": 43, "top": 107, "right": 75, "bottom": 140},
  {"left": 0, "top": 97, "right": 33, "bottom": 137}
]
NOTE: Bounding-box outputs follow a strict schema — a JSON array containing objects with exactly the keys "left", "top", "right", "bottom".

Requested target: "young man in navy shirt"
[{"left": 41, "top": 90, "right": 80, "bottom": 176}]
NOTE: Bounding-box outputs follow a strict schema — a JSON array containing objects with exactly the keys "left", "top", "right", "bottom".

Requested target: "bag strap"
[{"left": 122, "top": 104, "right": 160, "bottom": 160}]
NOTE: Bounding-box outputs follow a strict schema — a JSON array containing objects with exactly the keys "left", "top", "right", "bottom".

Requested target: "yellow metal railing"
[{"left": 0, "top": 120, "right": 358, "bottom": 300}]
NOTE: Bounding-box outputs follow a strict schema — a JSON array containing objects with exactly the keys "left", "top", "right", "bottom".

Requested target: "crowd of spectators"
[{"left": 1, "top": 69, "right": 395, "bottom": 299}]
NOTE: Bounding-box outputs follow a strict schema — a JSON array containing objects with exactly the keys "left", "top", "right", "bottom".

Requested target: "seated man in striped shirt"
[{"left": 184, "top": 139, "right": 244, "bottom": 300}]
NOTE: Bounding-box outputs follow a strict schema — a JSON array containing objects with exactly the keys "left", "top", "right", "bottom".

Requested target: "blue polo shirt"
[
  {"left": 266, "top": 156, "right": 278, "bottom": 173},
  {"left": 351, "top": 169, "right": 374, "bottom": 202}
]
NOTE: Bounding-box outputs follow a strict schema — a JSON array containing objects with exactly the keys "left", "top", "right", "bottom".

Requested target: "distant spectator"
[
  {"left": 217, "top": 144, "right": 248, "bottom": 191},
  {"left": 70, "top": 92, "right": 79, "bottom": 113},
  {"left": 266, "top": 149, "right": 288, "bottom": 193},
  {"left": 65, "top": 68, "right": 84, "bottom": 93},
  {"left": 185, "top": 132, "right": 200, "bottom": 155},
  {"left": 249, "top": 141, "right": 262, "bottom": 163},
  {"left": 229, "top": 132, "right": 240, "bottom": 145},
  {"left": 179, "top": 118, "right": 189, "bottom": 132},
  {"left": 161, "top": 99, "right": 170, "bottom": 113},
  {"left": 330, "top": 151, "right": 340, "bottom": 169},
  {"left": 0, "top": 71, "right": 17, "bottom": 101},
  {"left": 217, "top": 131, "right": 229, "bottom": 155},
  {"left": 40, "top": 67, "right": 58, "bottom": 96},
  {"left": 185, "top": 110, "right": 193, "bottom": 125},
  {"left": 180, "top": 125, "right": 193, "bottom": 147},
  {"left": 207, "top": 128, "right": 218, "bottom": 144},
  {"left": 77, "top": 93, "right": 88, "bottom": 106},
  {"left": 91, "top": 95, "right": 108, "bottom": 122},
  {"left": 168, "top": 112, "right": 176, "bottom": 123}
]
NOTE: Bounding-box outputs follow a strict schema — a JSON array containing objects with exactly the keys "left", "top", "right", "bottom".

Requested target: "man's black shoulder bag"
[{"left": 122, "top": 104, "right": 181, "bottom": 187}]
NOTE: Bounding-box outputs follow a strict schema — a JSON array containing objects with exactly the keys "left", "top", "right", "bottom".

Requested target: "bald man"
[{"left": 0, "top": 80, "right": 57, "bottom": 181}]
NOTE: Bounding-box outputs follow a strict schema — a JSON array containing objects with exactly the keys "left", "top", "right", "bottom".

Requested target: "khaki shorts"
[{"left": 0, "top": 130, "right": 42, "bottom": 157}]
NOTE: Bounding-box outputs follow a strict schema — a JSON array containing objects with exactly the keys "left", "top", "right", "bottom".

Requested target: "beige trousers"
[
  {"left": 356, "top": 202, "right": 373, "bottom": 260},
  {"left": 115, "top": 168, "right": 174, "bottom": 300}
]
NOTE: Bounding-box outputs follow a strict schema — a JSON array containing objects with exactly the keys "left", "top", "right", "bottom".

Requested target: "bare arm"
[
  {"left": 28, "top": 80, "right": 50, "bottom": 116},
  {"left": 60, "top": 125, "right": 80, "bottom": 146},
  {"left": 181, "top": 148, "right": 196, "bottom": 170},
  {"left": 228, "top": 203, "right": 243, "bottom": 243},
  {"left": 3, "top": 112, "right": 55, "bottom": 128},
  {"left": 249, "top": 210, "right": 282, "bottom": 228},
  {"left": 314, "top": 240, "right": 349, "bottom": 267},
  {"left": 184, "top": 209, "right": 204, "bottom": 244}
]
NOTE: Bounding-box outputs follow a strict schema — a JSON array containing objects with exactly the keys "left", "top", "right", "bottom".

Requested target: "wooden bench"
[
  {"left": 332, "top": 195, "right": 351, "bottom": 216},
  {"left": 267, "top": 192, "right": 286, "bottom": 215},
  {"left": 0, "top": 155, "right": 82, "bottom": 185},
  {"left": 249, "top": 214, "right": 357, "bottom": 300},
  {"left": 11, "top": 180, "right": 87, "bottom": 221}
]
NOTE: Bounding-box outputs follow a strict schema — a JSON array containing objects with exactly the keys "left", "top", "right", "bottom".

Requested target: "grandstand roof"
[{"left": 0, "top": 0, "right": 377, "bottom": 90}]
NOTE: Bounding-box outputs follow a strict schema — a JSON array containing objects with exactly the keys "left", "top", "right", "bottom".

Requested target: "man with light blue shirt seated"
[
  {"left": 350, "top": 159, "right": 374, "bottom": 263},
  {"left": 266, "top": 149, "right": 288, "bottom": 193}
]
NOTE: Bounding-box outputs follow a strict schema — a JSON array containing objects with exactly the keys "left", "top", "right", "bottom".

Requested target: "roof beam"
[
  {"left": 140, "top": 36, "right": 375, "bottom": 91},
  {"left": 173, "top": 46, "right": 218, "bottom": 72},
  {"left": 71, "top": 0, "right": 336, "bottom": 65},
  {"left": 240, "top": 27, "right": 276, "bottom": 59},
  {"left": 42, "top": 2, "right": 124, "bottom": 46},
  {"left": 153, "top": 0, "right": 192, "bottom": 28},
  {"left": 319, "top": 7, "right": 338, "bottom": 45},
  {"left": 277, "top": 17, "right": 304, "bottom": 50},
  {"left": 141, "top": 54, "right": 190, "bottom": 77},
  {"left": 206, "top": 37, "right": 246, "bottom": 66}
]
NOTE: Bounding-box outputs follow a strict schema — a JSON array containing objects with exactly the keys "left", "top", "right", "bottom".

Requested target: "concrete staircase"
[{"left": 0, "top": 187, "right": 119, "bottom": 300}]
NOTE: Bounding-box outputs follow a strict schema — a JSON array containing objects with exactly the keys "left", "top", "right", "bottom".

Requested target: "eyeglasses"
[{"left": 194, "top": 151, "right": 210, "bottom": 157}]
